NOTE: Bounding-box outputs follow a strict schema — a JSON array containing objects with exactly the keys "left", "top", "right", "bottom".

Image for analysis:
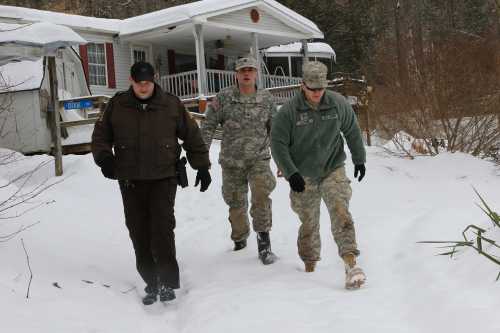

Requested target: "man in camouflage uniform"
[
  {"left": 271, "top": 61, "right": 367, "bottom": 289},
  {"left": 201, "top": 56, "right": 277, "bottom": 265}
]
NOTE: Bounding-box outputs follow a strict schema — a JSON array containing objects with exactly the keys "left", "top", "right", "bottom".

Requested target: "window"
[
  {"left": 87, "top": 43, "right": 107, "bottom": 86},
  {"left": 133, "top": 49, "right": 147, "bottom": 63},
  {"left": 131, "top": 45, "right": 149, "bottom": 64}
]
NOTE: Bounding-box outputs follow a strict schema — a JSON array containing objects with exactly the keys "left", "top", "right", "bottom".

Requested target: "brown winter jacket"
[{"left": 91, "top": 85, "right": 210, "bottom": 180}]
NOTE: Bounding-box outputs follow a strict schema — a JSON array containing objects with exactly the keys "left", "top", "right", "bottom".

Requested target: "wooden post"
[
  {"left": 301, "top": 39, "right": 309, "bottom": 64},
  {"left": 365, "top": 85, "right": 373, "bottom": 146},
  {"left": 48, "top": 56, "right": 63, "bottom": 176}
]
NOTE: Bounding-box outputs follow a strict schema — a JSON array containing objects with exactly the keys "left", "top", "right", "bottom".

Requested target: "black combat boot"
[
  {"left": 257, "top": 232, "right": 277, "bottom": 265},
  {"left": 233, "top": 239, "right": 247, "bottom": 251},
  {"left": 159, "top": 285, "right": 176, "bottom": 302},
  {"left": 142, "top": 284, "right": 158, "bottom": 305}
]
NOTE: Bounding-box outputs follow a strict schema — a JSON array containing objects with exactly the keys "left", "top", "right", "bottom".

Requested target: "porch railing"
[
  {"left": 159, "top": 69, "right": 302, "bottom": 100},
  {"left": 263, "top": 74, "right": 302, "bottom": 89},
  {"left": 206, "top": 69, "right": 236, "bottom": 95},
  {"left": 159, "top": 70, "right": 198, "bottom": 99}
]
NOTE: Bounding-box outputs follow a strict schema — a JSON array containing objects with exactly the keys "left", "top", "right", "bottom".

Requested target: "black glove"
[
  {"left": 100, "top": 155, "right": 116, "bottom": 179},
  {"left": 354, "top": 164, "right": 366, "bottom": 182},
  {"left": 195, "top": 168, "right": 211, "bottom": 192},
  {"left": 288, "top": 172, "right": 305, "bottom": 193}
]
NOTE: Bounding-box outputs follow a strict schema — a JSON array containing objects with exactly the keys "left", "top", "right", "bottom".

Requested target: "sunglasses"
[{"left": 303, "top": 84, "right": 326, "bottom": 92}]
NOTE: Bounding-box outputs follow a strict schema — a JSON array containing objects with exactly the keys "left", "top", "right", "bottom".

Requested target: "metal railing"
[{"left": 263, "top": 74, "right": 302, "bottom": 89}]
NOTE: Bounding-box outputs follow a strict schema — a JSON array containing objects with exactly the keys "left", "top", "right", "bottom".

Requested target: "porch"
[
  {"left": 118, "top": 0, "right": 324, "bottom": 104},
  {"left": 158, "top": 68, "right": 302, "bottom": 100}
]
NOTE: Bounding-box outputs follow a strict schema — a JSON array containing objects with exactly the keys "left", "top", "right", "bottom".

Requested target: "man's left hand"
[
  {"left": 195, "top": 168, "right": 212, "bottom": 192},
  {"left": 354, "top": 164, "right": 366, "bottom": 182}
]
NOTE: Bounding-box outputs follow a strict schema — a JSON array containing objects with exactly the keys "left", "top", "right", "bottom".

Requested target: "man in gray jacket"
[{"left": 271, "top": 61, "right": 366, "bottom": 289}]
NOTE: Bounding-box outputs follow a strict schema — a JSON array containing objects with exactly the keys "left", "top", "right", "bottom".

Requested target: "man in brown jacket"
[{"left": 91, "top": 61, "right": 211, "bottom": 305}]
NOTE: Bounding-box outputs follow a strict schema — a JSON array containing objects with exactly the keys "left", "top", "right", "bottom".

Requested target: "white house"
[{"left": 0, "top": 0, "right": 324, "bottom": 100}]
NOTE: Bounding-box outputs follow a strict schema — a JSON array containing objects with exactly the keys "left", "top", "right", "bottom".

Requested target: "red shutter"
[
  {"left": 216, "top": 54, "right": 225, "bottom": 70},
  {"left": 105, "top": 42, "right": 116, "bottom": 89},
  {"left": 79, "top": 45, "right": 89, "bottom": 83}
]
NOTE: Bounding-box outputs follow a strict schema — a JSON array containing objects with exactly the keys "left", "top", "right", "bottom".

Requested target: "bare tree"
[{"left": 371, "top": 2, "right": 500, "bottom": 162}]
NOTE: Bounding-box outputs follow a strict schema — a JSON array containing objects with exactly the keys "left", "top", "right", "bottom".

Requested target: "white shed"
[{"left": 0, "top": 22, "right": 89, "bottom": 153}]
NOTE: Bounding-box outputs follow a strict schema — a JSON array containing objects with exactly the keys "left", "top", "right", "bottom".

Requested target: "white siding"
[
  {"left": 0, "top": 90, "right": 51, "bottom": 153},
  {"left": 208, "top": 7, "right": 303, "bottom": 36}
]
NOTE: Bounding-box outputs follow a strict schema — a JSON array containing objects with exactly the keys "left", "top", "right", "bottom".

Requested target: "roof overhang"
[
  {"left": 119, "top": 0, "right": 323, "bottom": 41},
  {"left": 0, "top": 22, "right": 87, "bottom": 66}
]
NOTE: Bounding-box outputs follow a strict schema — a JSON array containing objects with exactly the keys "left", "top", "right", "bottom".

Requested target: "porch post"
[
  {"left": 251, "top": 32, "right": 263, "bottom": 89},
  {"left": 288, "top": 56, "right": 292, "bottom": 77},
  {"left": 301, "top": 39, "right": 309, "bottom": 64},
  {"left": 193, "top": 24, "right": 207, "bottom": 96}
]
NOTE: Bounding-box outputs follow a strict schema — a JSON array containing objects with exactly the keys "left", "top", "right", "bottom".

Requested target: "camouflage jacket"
[{"left": 201, "top": 86, "right": 277, "bottom": 168}]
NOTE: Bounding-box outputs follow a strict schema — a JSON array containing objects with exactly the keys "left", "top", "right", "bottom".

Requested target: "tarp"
[{"left": 0, "top": 22, "right": 87, "bottom": 65}]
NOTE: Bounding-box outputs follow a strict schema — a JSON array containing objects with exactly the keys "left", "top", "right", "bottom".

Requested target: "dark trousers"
[{"left": 119, "top": 177, "right": 179, "bottom": 289}]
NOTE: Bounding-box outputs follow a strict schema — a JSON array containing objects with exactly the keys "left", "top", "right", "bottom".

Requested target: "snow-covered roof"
[
  {"left": 121, "top": 0, "right": 322, "bottom": 38},
  {"left": 264, "top": 42, "right": 336, "bottom": 60},
  {"left": 0, "top": 0, "right": 322, "bottom": 38},
  {"left": 0, "top": 22, "right": 86, "bottom": 66},
  {"left": 0, "top": 5, "right": 121, "bottom": 34},
  {"left": 0, "top": 22, "right": 87, "bottom": 50},
  {"left": 0, "top": 58, "right": 44, "bottom": 92}
]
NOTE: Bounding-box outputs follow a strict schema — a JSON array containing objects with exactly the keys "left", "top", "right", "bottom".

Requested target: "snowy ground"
[{"left": 1, "top": 142, "right": 499, "bottom": 333}]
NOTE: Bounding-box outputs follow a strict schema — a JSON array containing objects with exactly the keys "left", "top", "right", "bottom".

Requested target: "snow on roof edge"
[
  {"left": 0, "top": 0, "right": 322, "bottom": 38},
  {"left": 0, "top": 5, "right": 121, "bottom": 34}
]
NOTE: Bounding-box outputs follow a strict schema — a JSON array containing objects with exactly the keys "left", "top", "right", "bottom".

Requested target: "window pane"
[{"left": 87, "top": 43, "right": 107, "bottom": 86}]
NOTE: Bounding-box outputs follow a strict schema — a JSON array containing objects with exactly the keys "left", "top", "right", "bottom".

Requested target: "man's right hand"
[
  {"left": 288, "top": 172, "right": 305, "bottom": 193},
  {"left": 100, "top": 155, "right": 116, "bottom": 179}
]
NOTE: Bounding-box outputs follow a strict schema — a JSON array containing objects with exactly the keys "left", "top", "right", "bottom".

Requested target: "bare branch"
[
  {"left": 0, "top": 221, "right": 40, "bottom": 243},
  {"left": 21, "top": 238, "right": 33, "bottom": 299}
]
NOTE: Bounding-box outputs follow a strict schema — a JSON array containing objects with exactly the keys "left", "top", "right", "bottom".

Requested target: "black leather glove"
[
  {"left": 288, "top": 172, "right": 305, "bottom": 193},
  {"left": 100, "top": 155, "right": 116, "bottom": 179},
  {"left": 195, "top": 168, "right": 211, "bottom": 192},
  {"left": 354, "top": 164, "right": 366, "bottom": 182}
]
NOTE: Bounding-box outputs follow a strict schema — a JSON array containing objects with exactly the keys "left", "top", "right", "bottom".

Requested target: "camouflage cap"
[
  {"left": 235, "top": 56, "right": 258, "bottom": 71},
  {"left": 302, "top": 61, "right": 328, "bottom": 89}
]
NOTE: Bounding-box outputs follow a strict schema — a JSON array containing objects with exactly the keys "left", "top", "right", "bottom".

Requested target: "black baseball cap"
[{"left": 130, "top": 61, "right": 155, "bottom": 82}]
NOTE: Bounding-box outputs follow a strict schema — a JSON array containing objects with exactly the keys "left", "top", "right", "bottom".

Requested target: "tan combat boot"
[
  {"left": 304, "top": 261, "right": 316, "bottom": 272},
  {"left": 342, "top": 253, "right": 366, "bottom": 290}
]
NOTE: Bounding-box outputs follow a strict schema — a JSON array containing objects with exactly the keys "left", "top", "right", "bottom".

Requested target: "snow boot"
[
  {"left": 257, "top": 232, "right": 277, "bottom": 265},
  {"left": 142, "top": 284, "right": 158, "bottom": 305},
  {"left": 159, "top": 285, "right": 176, "bottom": 302},
  {"left": 343, "top": 253, "right": 366, "bottom": 290},
  {"left": 304, "top": 261, "right": 316, "bottom": 272},
  {"left": 233, "top": 239, "right": 247, "bottom": 251}
]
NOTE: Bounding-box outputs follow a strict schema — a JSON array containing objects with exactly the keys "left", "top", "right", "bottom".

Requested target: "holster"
[{"left": 175, "top": 156, "right": 188, "bottom": 188}]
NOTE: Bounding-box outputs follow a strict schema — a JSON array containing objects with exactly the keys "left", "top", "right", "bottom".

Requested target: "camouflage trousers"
[
  {"left": 290, "top": 167, "right": 360, "bottom": 263},
  {"left": 222, "top": 159, "right": 276, "bottom": 241}
]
